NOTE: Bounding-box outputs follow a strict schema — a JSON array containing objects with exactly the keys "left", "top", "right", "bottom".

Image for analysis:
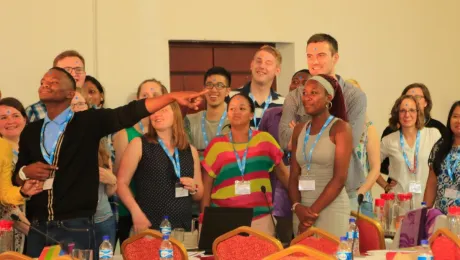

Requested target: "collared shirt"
[
  {"left": 43, "top": 107, "right": 72, "bottom": 153},
  {"left": 229, "top": 81, "right": 285, "bottom": 127},
  {"left": 25, "top": 101, "right": 47, "bottom": 123},
  {"left": 278, "top": 75, "right": 368, "bottom": 194}
]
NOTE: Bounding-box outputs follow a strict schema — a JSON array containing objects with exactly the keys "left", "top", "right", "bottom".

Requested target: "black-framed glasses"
[
  {"left": 63, "top": 67, "right": 85, "bottom": 75},
  {"left": 399, "top": 108, "right": 418, "bottom": 114},
  {"left": 204, "top": 82, "right": 227, "bottom": 90}
]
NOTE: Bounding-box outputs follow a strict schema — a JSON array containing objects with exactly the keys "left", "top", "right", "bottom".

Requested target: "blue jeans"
[
  {"left": 94, "top": 215, "right": 116, "bottom": 260},
  {"left": 26, "top": 217, "right": 95, "bottom": 258}
]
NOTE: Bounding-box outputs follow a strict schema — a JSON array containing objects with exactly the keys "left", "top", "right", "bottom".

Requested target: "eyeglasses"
[
  {"left": 399, "top": 109, "right": 418, "bottom": 114},
  {"left": 63, "top": 67, "right": 85, "bottom": 75},
  {"left": 204, "top": 82, "right": 227, "bottom": 90},
  {"left": 71, "top": 102, "right": 88, "bottom": 108}
]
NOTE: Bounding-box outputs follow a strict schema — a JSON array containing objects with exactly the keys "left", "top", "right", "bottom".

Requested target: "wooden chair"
[
  {"left": 0, "top": 252, "right": 33, "bottom": 260},
  {"left": 121, "top": 229, "right": 188, "bottom": 260},
  {"left": 428, "top": 228, "right": 460, "bottom": 260},
  {"left": 212, "top": 226, "right": 283, "bottom": 260},
  {"left": 290, "top": 226, "right": 339, "bottom": 255},
  {"left": 351, "top": 210, "right": 385, "bottom": 254},
  {"left": 263, "top": 245, "right": 335, "bottom": 260}
]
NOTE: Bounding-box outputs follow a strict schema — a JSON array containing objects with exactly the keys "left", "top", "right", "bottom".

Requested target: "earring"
[{"left": 326, "top": 101, "right": 332, "bottom": 109}]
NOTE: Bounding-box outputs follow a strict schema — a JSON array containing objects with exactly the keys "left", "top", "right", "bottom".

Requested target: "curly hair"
[{"left": 388, "top": 95, "right": 424, "bottom": 130}]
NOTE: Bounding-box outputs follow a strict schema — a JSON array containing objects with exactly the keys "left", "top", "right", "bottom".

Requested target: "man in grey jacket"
[{"left": 279, "top": 33, "right": 367, "bottom": 211}]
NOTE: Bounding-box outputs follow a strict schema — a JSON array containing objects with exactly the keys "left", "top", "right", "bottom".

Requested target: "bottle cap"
[
  {"left": 164, "top": 216, "right": 169, "bottom": 219},
  {"left": 349, "top": 218, "right": 356, "bottom": 223},
  {"left": 340, "top": 236, "right": 347, "bottom": 242},
  {"left": 375, "top": 198, "right": 385, "bottom": 207},
  {"left": 420, "top": 239, "right": 428, "bottom": 245},
  {"left": 163, "top": 235, "right": 169, "bottom": 240},
  {"left": 102, "top": 235, "right": 110, "bottom": 241},
  {"left": 388, "top": 193, "right": 395, "bottom": 200}
]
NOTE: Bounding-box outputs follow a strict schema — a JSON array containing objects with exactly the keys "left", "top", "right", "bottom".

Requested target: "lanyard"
[
  {"left": 138, "top": 121, "right": 145, "bottom": 134},
  {"left": 445, "top": 148, "right": 460, "bottom": 182},
  {"left": 12, "top": 149, "right": 19, "bottom": 157},
  {"left": 158, "top": 139, "right": 181, "bottom": 178},
  {"left": 40, "top": 110, "right": 74, "bottom": 165},
  {"left": 303, "top": 115, "right": 334, "bottom": 172},
  {"left": 248, "top": 93, "right": 272, "bottom": 130},
  {"left": 201, "top": 110, "right": 227, "bottom": 147},
  {"left": 400, "top": 130, "right": 420, "bottom": 174},
  {"left": 229, "top": 129, "right": 253, "bottom": 177}
]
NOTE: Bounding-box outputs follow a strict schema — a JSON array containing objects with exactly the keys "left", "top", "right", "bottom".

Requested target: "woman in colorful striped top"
[{"left": 201, "top": 93, "right": 289, "bottom": 236}]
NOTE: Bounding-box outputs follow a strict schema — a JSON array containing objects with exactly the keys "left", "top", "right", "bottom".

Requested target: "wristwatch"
[
  {"left": 291, "top": 202, "right": 301, "bottom": 212},
  {"left": 18, "top": 166, "right": 29, "bottom": 181}
]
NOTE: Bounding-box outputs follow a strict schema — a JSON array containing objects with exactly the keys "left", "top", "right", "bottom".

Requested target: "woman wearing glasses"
[
  {"left": 378, "top": 95, "right": 441, "bottom": 208},
  {"left": 70, "top": 92, "right": 118, "bottom": 256}
]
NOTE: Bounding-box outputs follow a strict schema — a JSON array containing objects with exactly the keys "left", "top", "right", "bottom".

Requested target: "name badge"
[
  {"left": 299, "top": 175, "right": 315, "bottom": 191},
  {"left": 235, "top": 180, "right": 251, "bottom": 195},
  {"left": 175, "top": 183, "right": 189, "bottom": 198},
  {"left": 43, "top": 178, "right": 54, "bottom": 190},
  {"left": 409, "top": 181, "right": 422, "bottom": 194},
  {"left": 444, "top": 188, "right": 459, "bottom": 199}
]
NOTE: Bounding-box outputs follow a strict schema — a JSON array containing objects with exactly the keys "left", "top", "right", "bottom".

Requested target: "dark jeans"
[
  {"left": 115, "top": 216, "right": 133, "bottom": 251},
  {"left": 94, "top": 215, "right": 116, "bottom": 260},
  {"left": 26, "top": 217, "right": 95, "bottom": 258}
]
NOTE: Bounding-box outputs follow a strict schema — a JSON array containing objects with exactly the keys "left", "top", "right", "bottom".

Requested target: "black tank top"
[{"left": 133, "top": 136, "right": 194, "bottom": 231}]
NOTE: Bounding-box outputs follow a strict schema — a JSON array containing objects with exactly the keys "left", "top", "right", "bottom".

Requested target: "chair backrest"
[
  {"left": 351, "top": 210, "right": 385, "bottom": 254},
  {"left": 0, "top": 252, "right": 33, "bottom": 260},
  {"left": 429, "top": 228, "right": 460, "bottom": 260},
  {"left": 290, "top": 226, "right": 339, "bottom": 255},
  {"left": 121, "top": 229, "right": 188, "bottom": 260},
  {"left": 212, "top": 226, "right": 283, "bottom": 260},
  {"left": 262, "top": 245, "right": 335, "bottom": 260}
]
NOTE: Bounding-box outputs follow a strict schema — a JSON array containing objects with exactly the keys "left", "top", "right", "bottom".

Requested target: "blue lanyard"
[
  {"left": 158, "top": 139, "right": 181, "bottom": 178},
  {"left": 229, "top": 129, "right": 253, "bottom": 177},
  {"left": 138, "top": 121, "right": 145, "bottom": 134},
  {"left": 445, "top": 148, "right": 460, "bottom": 182},
  {"left": 201, "top": 110, "right": 227, "bottom": 147},
  {"left": 248, "top": 93, "right": 272, "bottom": 130},
  {"left": 400, "top": 130, "right": 420, "bottom": 174},
  {"left": 12, "top": 149, "right": 19, "bottom": 157},
  {"left": 303, "top": 115, "right": 334, "bottom": 172},
  {"left": 40, "top": 111, "right": 74, "bottom": 165}
]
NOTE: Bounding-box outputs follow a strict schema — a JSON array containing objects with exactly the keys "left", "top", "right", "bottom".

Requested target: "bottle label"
[
  {"left": 160, "top": 249, "right": 173, "bottom": 258},
  {"left": 161, "top": 226, "right": 172, "bottom": 235},
  {"left": 347, "top": 231, "right": 359, "bottom": 239},
  {"left": 336, "top": 251, "right": 352, "bottom": 260},
  {"left": 99, "top": 249, "right": 113, "bottom": 259}
]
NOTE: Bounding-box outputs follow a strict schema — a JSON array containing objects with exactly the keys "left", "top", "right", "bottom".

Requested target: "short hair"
[
  {"left": 136, "top": 78, "right": 168, "bottom": 99},
  {"left": 307, "top": 34, "right": 339, "bottom": 55},
  {"left": 292, "top": 69, "right": 311, "bottom": 79},
  {"left": 50, "top": 67, "right": 77, "bottom": 90},
  {"left": 53, "top": 50, "right": 85, "bottom": 68},
  {"left": 0, "top": 97, "right": 27, "bottom": 123},
  {"left": 145, "top": 102, "right": 189, "bottom": 150},
  {"left": 85, "top": 75, "right": 105, "bottom": 106},
  {"left": 204, "top": 66, "right": 232, "bottom": 87},
  {"left": 388, "top": 95, "right": 424, "bottom": 130},
  {"left": 255, "top": 45, "right": 282, "bottom": 65},
  {"left": 227, "top": 93, "right": 255, "bottom": 113},
  {"left": 401, "top": 83, "right": 433, "bottom": 119}
]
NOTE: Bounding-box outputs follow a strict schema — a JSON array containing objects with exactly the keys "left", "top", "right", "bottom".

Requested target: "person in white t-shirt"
[{"left": 378, "top": 95, "right": 441, "bottom": 208}]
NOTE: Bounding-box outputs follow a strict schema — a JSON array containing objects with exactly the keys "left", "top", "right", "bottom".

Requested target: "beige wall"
[{"left": 1, "top": 0, "right": 459, "bottom": 145}]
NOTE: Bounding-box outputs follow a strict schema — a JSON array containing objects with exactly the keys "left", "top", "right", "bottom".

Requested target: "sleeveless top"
[
  {"left": 118, "top": 126, "right": 143, "bottom": 217},
  {"left": 133, "top": 136, "right": 194, "bottom": 231}
]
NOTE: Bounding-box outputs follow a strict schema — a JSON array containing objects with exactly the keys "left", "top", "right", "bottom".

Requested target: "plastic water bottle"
[
  {"left": 421, "top": 201, "right": 427, "bottom": 208},
  {"left": 159, "top": 235, "right": 173, "bottom": 259},
  {"left": 160, "top": 216, "right": 172, "bottom": 236},
  {"left": 417, "top": 240, "right": 433, "bottom": 259},
  {"left": 336, "top": 236, "right": 352, "bottom": 260},
  {"left": 99, "top": 235, "right": 113, "bottom": 260},
  {"left": 346, "top": 218, "right": 360, "bottom": 256}
]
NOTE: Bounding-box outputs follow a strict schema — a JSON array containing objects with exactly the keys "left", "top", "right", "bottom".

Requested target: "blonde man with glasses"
[{"left": 26, "top": 50, "right": 87, "bottom": 122}]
